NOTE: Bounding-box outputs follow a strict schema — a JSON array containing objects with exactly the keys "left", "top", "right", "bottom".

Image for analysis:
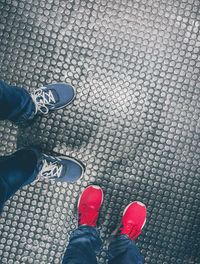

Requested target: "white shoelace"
[
  {"left": 31, "top": 88, "right": 56, "bottom": 114},
  {"left": 36, "top": 159, "right": 63, "bottom": 181}
]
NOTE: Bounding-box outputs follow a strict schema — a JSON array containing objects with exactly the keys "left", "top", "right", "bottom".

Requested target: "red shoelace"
[
  {"left": 78, "top": 204, "right": 99, "bottom": 227},
  {"left": 119, "top": 223, "right": 141, "bottom": 240}
]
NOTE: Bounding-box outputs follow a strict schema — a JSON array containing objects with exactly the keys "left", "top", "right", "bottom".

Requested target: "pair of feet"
[
  {"left": 78, "top": 186, "right": 147, "bottom": 240},
  {"left": 19, "top": 84, "right": 147, "bottom": 236},
  {"left": 16, "top": 83, "right": 85, "bottom": 183}
]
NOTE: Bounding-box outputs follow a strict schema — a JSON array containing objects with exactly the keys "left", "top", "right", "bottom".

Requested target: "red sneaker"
[
  {"left": 118, "top": 201, "right": 147, "bottom": 240},
  {"left": 78, "top": 185, "right": 104, "bottom": 227}
]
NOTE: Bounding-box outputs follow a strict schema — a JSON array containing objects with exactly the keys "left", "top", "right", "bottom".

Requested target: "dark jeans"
[
  {"left": 0, "top": 149, "right": 39, "bottom": 213},
  {"left": 0, "top": 80, "right": 37, "bottom": 213},
  {"left": 0, "top": 80, "right": 35, "bottom": 123},
  {"left": 62, "top": 226, "right": 144, "bottom": 264}
]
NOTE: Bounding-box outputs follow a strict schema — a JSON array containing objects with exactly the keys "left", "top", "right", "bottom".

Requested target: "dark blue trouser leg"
[
  {"left": 62, "top": 226, "right": 102, "bottom": 264},
  {"left": 108, "top": 235, "right": 144, "bottom": 264},
  {"left": 0, "top": 80, "right": 35, "bottom": 123},
  {"left": 0, "top": 149, "right": 39, "bottom": 213}
]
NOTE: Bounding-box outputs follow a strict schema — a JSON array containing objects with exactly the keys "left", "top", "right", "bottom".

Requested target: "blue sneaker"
[
  {"left": 30, "top": 83, "right": 76, "bottom": 115},
  {"left": 34, "top": 153, "right": 85, "bottom": 183}
]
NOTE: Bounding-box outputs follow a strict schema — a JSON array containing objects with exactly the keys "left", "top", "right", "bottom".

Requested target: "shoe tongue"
[{"left": 37, "top": 155, "right": 64, "bottom": 179}]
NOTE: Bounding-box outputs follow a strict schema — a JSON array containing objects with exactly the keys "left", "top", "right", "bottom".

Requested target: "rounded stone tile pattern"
[{"left": 0, "top": 0, "right": 200, "bottom": 263}]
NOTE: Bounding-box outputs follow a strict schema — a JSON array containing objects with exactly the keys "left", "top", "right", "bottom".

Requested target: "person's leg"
[
  {"left": 108, "top": 235, "right": 144, "bottom": 264},
  {"left": 62, "top": 226, "right": 101, "bottom": 264},
  {"left": 0, "top": 148, "right": 39, "bottom": 213},
  {"left": 0, "top": 80, "right": 35, "bottom": 122},
  {"left": 107, "top": 201, "right": 147, "bottom": 264},
  {"left": 0, "top": 80, "right": 76, "bottom": 124},
  {"left": 62, "top": 185, "right": 104, "bottom": 264},
  {"left": 0, "top": 148, "right": 85, "bottom": 214}
]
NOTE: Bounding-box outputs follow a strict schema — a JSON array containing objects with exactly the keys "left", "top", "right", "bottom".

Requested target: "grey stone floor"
[{"left": 0, "top": 0, "right": 200, "bottom": 263}]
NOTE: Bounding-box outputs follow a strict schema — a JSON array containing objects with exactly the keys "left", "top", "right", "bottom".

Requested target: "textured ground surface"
[{"left": 0, "top": 0, "right": 200, "bottom": 263}]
